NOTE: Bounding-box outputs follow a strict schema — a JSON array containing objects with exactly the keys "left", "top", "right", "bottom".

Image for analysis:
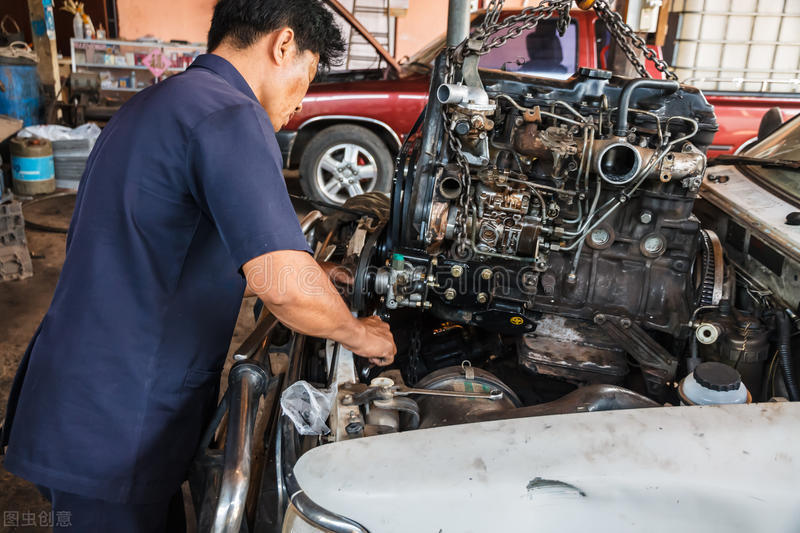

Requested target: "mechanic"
[{"left": 0, "top": 0, "right": 396, "bottom": 530}]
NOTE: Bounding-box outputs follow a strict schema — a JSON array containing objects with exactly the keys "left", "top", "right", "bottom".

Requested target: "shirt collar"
[{"left": 188, "top": 54, "right": 259, "bottom": 103}]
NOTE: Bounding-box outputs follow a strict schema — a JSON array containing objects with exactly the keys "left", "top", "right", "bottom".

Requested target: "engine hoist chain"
[
  {"left": 593, "top": 1, "right": 678, "bottom": 80},
  {"left": 408, "top": 325, "right": 423, "bottom": 384},
  {"left": 442, "top": 50, "right": 473, "bottom": 258},
  {"left": 470, "top": 0, "right": 677, "bottom": 74}
]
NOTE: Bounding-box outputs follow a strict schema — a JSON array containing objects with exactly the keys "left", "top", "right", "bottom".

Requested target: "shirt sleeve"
[{"left": 187, "top": 103, "right": 312, "bottom": 270}]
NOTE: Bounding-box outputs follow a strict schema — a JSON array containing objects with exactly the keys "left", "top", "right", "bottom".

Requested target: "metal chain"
[
  {"left": 443, "top": 51, "right": 473, "bottom": 256},
  {"left": 408, "top": 326, "right": 423, "bottom": 384},
  {"left": 474, "top": 1, "right": 570, "bottom": 55},
  {"left": 593, "top": 0, "right": 678, "bottom": 80}
]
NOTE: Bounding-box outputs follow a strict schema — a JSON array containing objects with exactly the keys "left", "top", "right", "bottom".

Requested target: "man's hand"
[
  {"left": 341, "top": 316, "right": 396, "bottom": 366},
  {"left": 243, "top": 251, "right": 396, "bottom": 366}
]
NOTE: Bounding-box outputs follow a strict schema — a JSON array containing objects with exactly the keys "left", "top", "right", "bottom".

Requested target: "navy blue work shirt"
[{"left": 1, "top": 54, "right": 310, "bottom": 503}]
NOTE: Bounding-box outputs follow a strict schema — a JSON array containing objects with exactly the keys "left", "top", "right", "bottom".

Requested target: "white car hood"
[{"left": 294, "top": 402, "right": 800, "bottom": 532}]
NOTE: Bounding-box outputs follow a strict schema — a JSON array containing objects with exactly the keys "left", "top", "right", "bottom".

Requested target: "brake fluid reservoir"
[{"left": 679, "top": 362, "right": 750, "bottom": 405}]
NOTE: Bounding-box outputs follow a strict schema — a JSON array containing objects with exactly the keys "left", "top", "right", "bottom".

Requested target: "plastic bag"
[
  {"left": 280, "top": 381, "right": 337, "bottom": 436},
  {"left": 18, "top": 123, "right": 101, "bottom": 145}
]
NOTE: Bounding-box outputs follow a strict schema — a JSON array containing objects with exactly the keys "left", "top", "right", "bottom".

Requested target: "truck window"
[{"left": 478, "top": 19, "right": 578, "bottom": 79}]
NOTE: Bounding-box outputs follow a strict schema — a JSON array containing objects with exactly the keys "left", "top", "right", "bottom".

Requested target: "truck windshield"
[
  {"left": 402, "top": 17, "right": 578, "bottom": 79},
  {"left": 740, "top": 115, "right": 800, "bottom": 202},
  {"left": 478, "top": 20, "right": 578, "bottom": 79}
]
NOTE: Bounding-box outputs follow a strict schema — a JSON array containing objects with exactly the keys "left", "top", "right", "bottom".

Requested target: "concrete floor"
[{"left": 0, "top": 176, "right": 308, "bottom": 532}]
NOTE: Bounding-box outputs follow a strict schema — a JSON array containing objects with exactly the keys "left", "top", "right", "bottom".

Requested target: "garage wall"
[
  {"left": 116, "top": 0, "right": 215, "bottom": 44},
  {"left": 395, "top": 0, "right": 529, "bottom": 60},
  {"left": 116, "top": 0, "right": 534, "bottom": 57}
]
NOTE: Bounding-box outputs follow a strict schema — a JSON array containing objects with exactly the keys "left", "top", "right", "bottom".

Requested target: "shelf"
[
  {"left": 75, "top": 62, "right": 187, "bottom": 72},
  {"left": 71, "top": 38, "right": 205, "bottom": 50},
  {"left": 70, "top": 38, "right": 204, "bottom": 95}
]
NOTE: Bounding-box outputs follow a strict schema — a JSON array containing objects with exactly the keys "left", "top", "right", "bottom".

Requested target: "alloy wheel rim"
[{"left": 315, "top": 143, "right": 379, "bottom": 204}]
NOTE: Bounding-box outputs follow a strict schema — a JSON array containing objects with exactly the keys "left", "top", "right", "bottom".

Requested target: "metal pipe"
[
  {"left": 473, "top": 384, "right": 659, "bottom": 422},
  {"left": 446, "top": 0, "right": 471, "bottom": 47},
  {"left": 300, "top": 210, "right": 324, "bottom": 235},
  {"left": 437, "top": 83, "right": 489, "bottom": 105},
  {"left": 211, "top": 362, "right": 269, "bottom": 533}
]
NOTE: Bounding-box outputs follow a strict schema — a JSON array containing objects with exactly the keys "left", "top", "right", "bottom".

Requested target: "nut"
[
  {"left": 450, "top": 265, "right": 464, "bottom": 278},
  {"left": 480, "top": 268, "right": 493, "bottom": 280},
  {"left": 639, "top": 210, "right": 653, "bottom": 224},
  {"left": 477, "top": 292, "right": 488, "bottom": 304},
  {"left": 444, "top": 288, "right": 457, "bottom": 301}
]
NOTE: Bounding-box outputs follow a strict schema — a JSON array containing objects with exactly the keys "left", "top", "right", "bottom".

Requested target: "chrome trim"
[
  {"left": 278, "top": 335, "right": 369, "bottom": 532},
  {"left": 733, "top": 137, "right": 758, "bottom": 154},
  {"left": 297, "top": 115, "right": 402, "bottom": 148},
  {"left": 281, "top": 415, "right": 369, "bottom": 533}
]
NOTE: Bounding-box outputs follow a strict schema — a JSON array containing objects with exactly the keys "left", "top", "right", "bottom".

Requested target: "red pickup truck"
[{"left": 279, "top": 8, "right": 800, "bottom": 206}]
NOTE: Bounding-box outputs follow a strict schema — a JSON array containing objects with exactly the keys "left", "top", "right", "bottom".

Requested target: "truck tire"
[{"left": 299, "top": 125, "right": 393, "bottom": 206}]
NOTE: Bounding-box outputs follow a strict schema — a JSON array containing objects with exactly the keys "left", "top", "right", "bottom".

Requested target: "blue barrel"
[{"left": 0, "top": 57, "right": 41, "bottom": 127}]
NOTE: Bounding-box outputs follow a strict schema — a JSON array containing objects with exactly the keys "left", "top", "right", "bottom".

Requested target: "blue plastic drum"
[{"left": 0, "top": 56, "right": 41, "bottom": 127}]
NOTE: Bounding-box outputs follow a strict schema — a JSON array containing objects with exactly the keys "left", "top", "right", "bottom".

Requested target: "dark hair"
[{"left": 207, "top": 0, "right": 346, "bottom": 69}]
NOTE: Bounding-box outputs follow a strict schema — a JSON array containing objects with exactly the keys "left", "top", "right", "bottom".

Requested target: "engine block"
[{"left": 378, "top": 66, "right": 717, "bottom": 344}]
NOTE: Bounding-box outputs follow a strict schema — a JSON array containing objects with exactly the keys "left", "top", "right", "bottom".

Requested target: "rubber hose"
[{"left": 776, "top": 311, "right": 800, "bottom": 401}]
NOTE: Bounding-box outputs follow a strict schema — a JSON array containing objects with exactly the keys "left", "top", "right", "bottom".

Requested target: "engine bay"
[{"left": 288, "top": 6, "right": 798, "bottom": 444}]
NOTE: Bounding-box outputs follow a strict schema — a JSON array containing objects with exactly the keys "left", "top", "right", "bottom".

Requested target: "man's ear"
[{"left": 271, "top": 27, "right": 296, "bottom": 66}]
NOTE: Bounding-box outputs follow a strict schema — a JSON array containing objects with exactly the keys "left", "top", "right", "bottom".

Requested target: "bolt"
[
  {"left": 594, "top": 314, "right": 606, "bottom": 325},
  {"left": 639, "top": 210, "right": 653, "bottom": 224},
  {"left": 444, "top": 288, "right": 457, "bottom": 301},
  {"left": 590, "top": 228, "right": 611, "bottom": 246},
  {"left": 477, "top": 292, "right": 488, "bottom": 304},
  {"left": 480, "top": 268, "right": 492, "bottom": 280},
  {"left": 620, "top": 318, "right": 632, "bottom": 329},
  {"left": 450, "top": 264, "right": 464, "bottom": 278}
]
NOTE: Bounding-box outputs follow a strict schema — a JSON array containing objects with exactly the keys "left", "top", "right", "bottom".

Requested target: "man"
[{"left": 1, "top": 0, "right": 396, "bottom": 530}]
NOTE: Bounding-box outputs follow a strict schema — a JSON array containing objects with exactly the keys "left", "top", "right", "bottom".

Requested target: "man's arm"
[{"left": 242, "top": 250, "right": 396, "bottom": 365}]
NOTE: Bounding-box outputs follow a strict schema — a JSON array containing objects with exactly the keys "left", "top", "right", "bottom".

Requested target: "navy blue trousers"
[{"left": 37, "top": 485, "right": 186, "bottom": 533}]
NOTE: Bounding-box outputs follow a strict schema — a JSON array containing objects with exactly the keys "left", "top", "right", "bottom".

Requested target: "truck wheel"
[{"left": 299, "top": 125, "right": 393, "bottom": 206}]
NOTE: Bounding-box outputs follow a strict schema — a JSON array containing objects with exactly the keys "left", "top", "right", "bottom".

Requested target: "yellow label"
[{"left": 510, "top": 316, "right": 524, "bottom": 325}]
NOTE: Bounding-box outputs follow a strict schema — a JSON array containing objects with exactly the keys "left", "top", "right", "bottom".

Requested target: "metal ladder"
[{"left": 345, "top": 0, "right": 392, "bottom": 69}]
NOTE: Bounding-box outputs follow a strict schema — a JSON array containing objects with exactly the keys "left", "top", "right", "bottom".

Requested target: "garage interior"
[{"left": 1, "top": 0, "right": 800, "bottom": 532}]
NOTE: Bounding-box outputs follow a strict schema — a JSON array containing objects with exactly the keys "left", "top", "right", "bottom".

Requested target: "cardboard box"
[{"left": 0, "top": 115, "right": 23, "bottom": 144}]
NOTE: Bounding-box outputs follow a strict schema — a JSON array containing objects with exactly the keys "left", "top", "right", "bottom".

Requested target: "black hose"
[
  {"left": 615, "top": 78, "right": 680, "bottom": 137},
  {"left": 776, "top": 311, "right": 800, "bottom": 401}
]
